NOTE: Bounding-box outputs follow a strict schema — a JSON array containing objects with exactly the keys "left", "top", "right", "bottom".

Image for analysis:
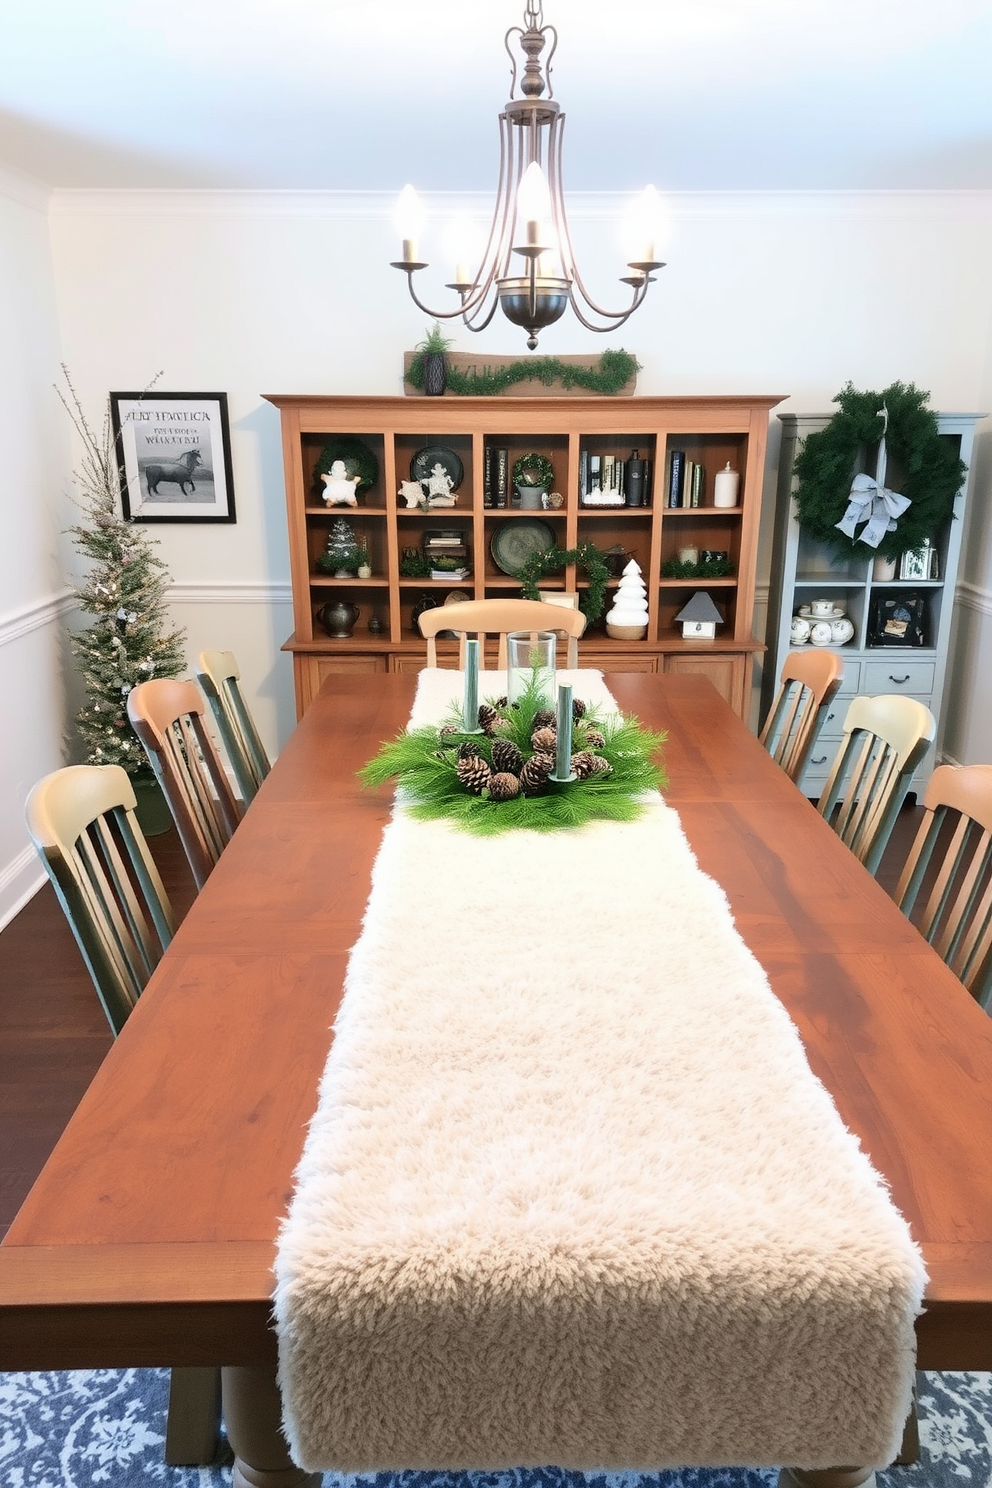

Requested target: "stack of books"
[
  {"left": 483, "top": 447, "right": 509, "bottom": 508},
  {"left": 424, "top": 529, "right": 469, "bottom": 578},
  {"left": 666, "top": 451, "right": 705, "bottom": 508}
]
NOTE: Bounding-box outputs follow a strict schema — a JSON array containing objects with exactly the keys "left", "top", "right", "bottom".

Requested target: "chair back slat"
[
  {"left": 418, "top": 599, "right": 586, "bottom": 669},
  {"left": 25, "top": 764, "right": 175, "bottom": 1036},
  {"left": 893, "top": 763, "right": 992, "bottom": 1006},
  {"left": 818, "top": 695, "right": 936, "bottom": 875},
  {"left": 128, "top": 679, "right": 242, "bottom": 889},
  {"left": 196, "top": 650, "right": 271, "bottom": 804},
  {"left": 759, "top": 651, "right": 844, "bottom": 783}
]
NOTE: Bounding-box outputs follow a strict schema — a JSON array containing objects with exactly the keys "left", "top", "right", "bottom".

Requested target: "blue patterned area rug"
[{"left": 1, "top": 1370, "right": 989, "bottom": 1488}]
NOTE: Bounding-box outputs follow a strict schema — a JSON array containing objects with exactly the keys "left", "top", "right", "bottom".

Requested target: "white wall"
[
  {"left": 0, "top": 165, "right": 73, "bottom": 926},
  {"left": 46, "top": 187, "right": 992, "bottom": 741},
  {"left": 3, "top": 185, "right": 991, "bottom": 915}
]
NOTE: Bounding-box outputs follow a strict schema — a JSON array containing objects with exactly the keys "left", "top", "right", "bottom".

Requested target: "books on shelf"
[
  {"left": 666, "top": 451, "right": 705, "bottom": 508},
  {"left": 580, "top": 449, "right": 647, "bottom": 506}
]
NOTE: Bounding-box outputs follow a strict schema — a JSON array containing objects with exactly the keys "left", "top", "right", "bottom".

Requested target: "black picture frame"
[{"left": 110, "top": 390, "right": 236, "bottom": 523}]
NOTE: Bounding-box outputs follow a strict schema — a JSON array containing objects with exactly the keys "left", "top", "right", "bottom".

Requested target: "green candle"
[
  {"left": 462, "top": 638, "right": 479, "bottom": 731},
  {"left": 553, "top": 682, "right": 574, "bottom": 781}
]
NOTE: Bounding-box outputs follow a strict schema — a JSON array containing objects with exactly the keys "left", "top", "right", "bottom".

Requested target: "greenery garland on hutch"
[
  {"left": 265, "top": 394, "right": 783, "bottom": 719},
  {"left": 763, "top": 393, "right": 981, "bottom": 798}
]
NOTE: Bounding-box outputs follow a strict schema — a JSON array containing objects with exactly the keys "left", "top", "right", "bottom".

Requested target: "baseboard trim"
[{"left": 0, "top": 845, "right": 46, "bottom": 933}]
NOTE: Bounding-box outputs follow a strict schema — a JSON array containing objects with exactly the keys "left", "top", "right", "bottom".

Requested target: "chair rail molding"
[
  {"left": 0, "top": 592, "right": 73, "bottom": 650},
  {"left": 167, "top": 581, "right": 293, "bottom": 605},
  {"left": 957, "top": 579, "right": 992, "bottom": 618}
]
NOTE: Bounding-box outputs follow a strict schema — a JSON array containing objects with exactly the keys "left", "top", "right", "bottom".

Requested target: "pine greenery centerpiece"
[
  {"left": 59, "top": 369, "right": 186, "bottom": 779},
  {"left": 360, "top": 673, "right": 666, "bottom": 836}
]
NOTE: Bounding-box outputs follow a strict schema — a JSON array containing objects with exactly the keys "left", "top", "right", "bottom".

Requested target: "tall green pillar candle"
[
  {"left": 462, "top": 638, "right": 479, "bottom": 731},
  {"left": 552, "top": 681, "right": 575, "bottom": 781}
]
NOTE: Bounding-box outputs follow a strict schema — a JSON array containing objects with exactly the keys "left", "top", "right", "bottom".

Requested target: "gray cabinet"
[{"left": 763, "top": 412, "right": 981, "bottom": 797}]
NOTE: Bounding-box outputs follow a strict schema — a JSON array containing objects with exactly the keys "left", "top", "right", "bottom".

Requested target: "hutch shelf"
[{"left": 265, "top": 395, "right": 784, "bottom": 719}]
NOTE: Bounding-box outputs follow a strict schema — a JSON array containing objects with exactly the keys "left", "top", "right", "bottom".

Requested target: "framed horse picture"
[{"left": 110, "top": 390, "right": 236, "bottom": 522}]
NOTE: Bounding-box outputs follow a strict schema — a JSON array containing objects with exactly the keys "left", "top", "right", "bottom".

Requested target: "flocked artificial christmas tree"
[{"left": 59, "top": 368, "right": 186, "bottom": 779}]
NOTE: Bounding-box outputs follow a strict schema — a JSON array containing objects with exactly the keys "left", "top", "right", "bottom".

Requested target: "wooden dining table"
[{"left": 2, "top": 672, "right": 991, "bottom": 1488}]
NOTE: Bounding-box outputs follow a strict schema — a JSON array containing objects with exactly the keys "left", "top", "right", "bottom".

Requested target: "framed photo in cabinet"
[{"left": 110, "top": 391, "right": 236, "bottom": 523}]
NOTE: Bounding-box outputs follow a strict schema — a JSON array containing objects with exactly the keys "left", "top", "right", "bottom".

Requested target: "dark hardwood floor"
[
  {"left": 0, "top": 803, "right": 923, "bottom": 1241},
  {"left": 0, "top": 826, "right": 198, "bottom": 1239}
]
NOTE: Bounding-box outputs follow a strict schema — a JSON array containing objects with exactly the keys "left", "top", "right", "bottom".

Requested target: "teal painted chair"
[
  {"left": 893, "top": 763, "right": 992, "bottom": 1007},
  {"left": 817, "top": 694, "right": 936, "bottom": 875},
  {"left": 195, "top": 650, "right": 271, "bottom": 805},
  {"left": 25, "top": 763, "right": 220, "bottom": 1464}
]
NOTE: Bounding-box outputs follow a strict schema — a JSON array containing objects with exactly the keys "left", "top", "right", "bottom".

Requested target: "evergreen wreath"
[
  {"left": 792, "top": 382, "right": 966, "bottom": 562},
  {"left": 518, "top": 541, "right": 610, "bottom": 622},
  {"left": 405, "top": 349, "right": 640, "bottom": 397},
  {"left": 360, "top": 674, "right": 666, "bottom": 836}
]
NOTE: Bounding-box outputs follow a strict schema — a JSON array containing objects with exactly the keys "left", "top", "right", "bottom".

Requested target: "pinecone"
[
  {"left": 582, "top": 727, "right": 606, "bottom": 750},
  {"left": 490, "top": 715, "right": 513, "bottom": 735},
  {"left": 531, "top": 725, "right": 557, "bottom": 754},
  {"left": 438, "top": 723, "right": 458, "bottom": 739},
  {"left": 491, "top": 739, "right": 524, "bottom": 775},
  {"left": 487, "top": 771, "right": 521, "bottom": 802},
  {"left": 458, "top": 740, "right": 482, "bottom": 760},
  {"left": 478, "top": 703, "right": 500, "bottom": 735},
  {"left": 532, "top": 708, "right": 556, "bottom": 730},
  {"left": 456, "top": 755, "right": 491, "bottom": 794},
  {"left": 495, "top": 695, "right": 508, "bottom": 708},
  {"left": 571, "top": 750, "right": 612, "bottom": 780},
  {"left": 572, "top": 698, "right": 587, "bottom": 722},
  {"left": 519, "top": 752, "right": 553, "bottom": 796}
]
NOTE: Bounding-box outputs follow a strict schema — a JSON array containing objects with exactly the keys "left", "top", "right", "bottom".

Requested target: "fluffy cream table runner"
[{"left": 275, "top": 672, "right": 925, "bottom": 1474}]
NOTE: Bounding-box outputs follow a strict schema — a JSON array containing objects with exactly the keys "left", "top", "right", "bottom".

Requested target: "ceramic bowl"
[
  {"left": 809, "top": 620, "right": 834, "bottom": 646},
  {"left": 790, "top": 616, "right": 811, "bottom": 644},
  {"left": 829, "top": 617, "right": 855, "bottom": 644}
]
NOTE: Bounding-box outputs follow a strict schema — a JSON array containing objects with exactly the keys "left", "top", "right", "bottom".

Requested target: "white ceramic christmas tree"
[{"left": 605, "top": 558, "right": 649, "bottom": 639}]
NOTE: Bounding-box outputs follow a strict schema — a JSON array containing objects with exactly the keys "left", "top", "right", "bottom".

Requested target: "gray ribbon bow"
[
  {"left": 834, "top": 404, "right": 910, "bottom": 549},
  {"left": 835, "top": 472, "right": 911, "bottom": 549}
]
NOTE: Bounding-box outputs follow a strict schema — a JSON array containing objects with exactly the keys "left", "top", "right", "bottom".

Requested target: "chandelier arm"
[
  {"left": 542, "top": 25, "right": 558, "bottom": 98},
  {"left": 568, "top": 267, "right": 653, "bottom": 323},
  {"left": 564, "top": 290, "right": 643, "bottom": 334},
  {"left": 504, "top": 26, "right": 523, "bottom": 96}
]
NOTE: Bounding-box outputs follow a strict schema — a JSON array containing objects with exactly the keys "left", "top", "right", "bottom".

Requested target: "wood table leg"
[
  {"left": 165, "top": 1365, "right": 222, "bottom": 1465},
  {"left": 221, "top": 1365, "right": 321, "bottom": 1488},
  {"left": 778, "top": 1470, "right": 876, "bottom": 1488}
]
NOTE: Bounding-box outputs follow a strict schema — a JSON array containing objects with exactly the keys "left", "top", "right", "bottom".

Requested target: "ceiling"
[{"left": 1, "top": 0, "right": 991, "bottom": 193}]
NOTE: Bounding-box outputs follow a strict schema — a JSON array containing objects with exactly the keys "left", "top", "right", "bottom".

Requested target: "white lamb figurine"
[{"left": 321, "top": 460, "right": 360, "bottom": 507}]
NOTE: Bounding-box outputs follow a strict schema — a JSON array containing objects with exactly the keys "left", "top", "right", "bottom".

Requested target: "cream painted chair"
[
  {"left": 127, "top": 679, "right": 242, "bottom": 890},
  {"left": 25, "top": 762, "right": 220, "bottom": 1465},
  {"left": 195, "top": 650, "right": 271, "bottom": 805},
  {"left": 893, "top": 763, "right": 992, "bottom": 1007},
  {"left": 418, "top": 598, "right": 586, "bottom": 668},
  {"left": 817, "top": 694, "right": 936, "bottom": 875},
  {"left": 759, "top": 650, "right": 845, "bottom": 784}
]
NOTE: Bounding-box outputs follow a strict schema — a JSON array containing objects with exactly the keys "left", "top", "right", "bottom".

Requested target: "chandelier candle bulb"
[{"left": 551, "top": 682, "right": 576, "bottom": 783}]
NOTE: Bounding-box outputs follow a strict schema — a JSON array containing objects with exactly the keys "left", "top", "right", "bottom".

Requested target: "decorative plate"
[
  {"left": 411, "top": 446, "right": 464, "bottom": 491},
  {"left": 490, "top": 518, "right": 557, "bottom": 577}
]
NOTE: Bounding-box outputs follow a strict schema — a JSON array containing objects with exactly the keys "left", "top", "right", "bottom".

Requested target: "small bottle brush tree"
[{"left": 59, "top": 369, "right": 186, "bottom": 778}]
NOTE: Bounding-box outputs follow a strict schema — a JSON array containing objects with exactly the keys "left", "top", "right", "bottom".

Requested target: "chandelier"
[{"left": 390, "top": 0, "right": 666, "bottom": 349}]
